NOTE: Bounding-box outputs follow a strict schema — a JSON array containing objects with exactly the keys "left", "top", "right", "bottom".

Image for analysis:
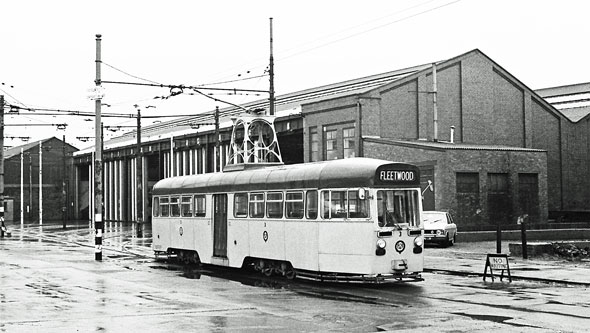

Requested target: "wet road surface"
[{"left": 1, "top": 222, "right": 589, "bottom": 332}]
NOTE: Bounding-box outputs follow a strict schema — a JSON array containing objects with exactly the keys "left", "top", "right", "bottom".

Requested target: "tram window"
[
  {"left": 153, "top": 197, "right": 160, "bottom": 217},
  {"left": 181, "top": 196, "right": 193, "bottom": 217},
  {"left": 234, "top": 193, "right": 248, "bottom": 218},
  {"left": 321, "top": 191, "right": 346, "bottom": 219},
  {"left": 286, "top": 191, "right": 304, "bottom": 219},
  {"left": 376, "top": 190, "right": 419, "bottom": 227},
  {"left": 194, "top": 195, "right": 206, "bottom": 217},
  {"left": 306, "top": 190, "right": 318, "bottom": 219},
  {"left": 322, "top": 191, "right": 330, "bottom": 219},
  {"left": 170, "top": 196, "right": 181, "bottom": 217},
  {"left": 267, "top": 192, "right": 284, "bottom": 218},
  {"left": 331, "top": 191, "right": 347, "bottom": 218},
  {"left": 249, "top": 193, "right": 264, "bottom": 218},
  {"left": 160, "top": 197, "right": 170, "bottom": 217},
  {"left": 348, "top": 190, "right": 368, "bottom": 218}
]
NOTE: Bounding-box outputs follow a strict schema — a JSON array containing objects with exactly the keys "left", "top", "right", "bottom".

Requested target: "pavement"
[
  {"left": 424, "top": 240, "right": 590, "bottom": 285},
  {"left": 2, "top": 220, "right": 590, "bottom": 285}
]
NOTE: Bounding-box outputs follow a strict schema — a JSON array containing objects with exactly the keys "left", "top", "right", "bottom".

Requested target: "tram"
[{"left": 151, "top": 157, "right": 425, "bottom": 283}]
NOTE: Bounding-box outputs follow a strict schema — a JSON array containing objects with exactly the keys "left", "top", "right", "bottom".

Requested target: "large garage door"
[{"left": 488, "top": 173, "right": 511, "bottom": 225}]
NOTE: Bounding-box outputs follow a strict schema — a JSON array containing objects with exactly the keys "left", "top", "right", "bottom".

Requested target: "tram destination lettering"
[
  {"left": 375, "top": 164, "right": 420, "bottom": 186},
  {"left": 380, "top": 170, "right": 414, "bottom": 182}
]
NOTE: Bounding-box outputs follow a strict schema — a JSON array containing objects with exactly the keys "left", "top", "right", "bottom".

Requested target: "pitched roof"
[{"left": 4, "top": 137, "right": 78, "bottom": 159}]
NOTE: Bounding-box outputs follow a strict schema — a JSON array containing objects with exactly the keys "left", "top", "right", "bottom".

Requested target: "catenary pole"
[
  {"left": 20, "top": 148, "right": 23, "bottom": 227},
  {"left": 136, "top": 107, "right": 143, "bottom": 237},
  {"left": 432, "top": 63, "right": 438, "bottom": 142},
  {"left": 269, "top": 18, "right": 275, "bottom": 116},
  {"left": 0, "top": 95, "right": 5, "bottom": 237},
  {"left": 62, "top": 135, "right": 67, "bottom": 229},
  {"left": 39, "top": 141, "right": 42, "bottom": 225},
  {"left": 94, "top": 34, "right": 104, "bottom": 260}
]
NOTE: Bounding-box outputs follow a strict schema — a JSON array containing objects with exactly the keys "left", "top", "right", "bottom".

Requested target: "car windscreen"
[{"left": 422, "top": 213, "right": 445, "bottom": 225}]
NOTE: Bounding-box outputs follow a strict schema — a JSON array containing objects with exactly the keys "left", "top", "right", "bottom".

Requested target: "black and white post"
[{"left": 94, "top": 34, "right": 104, "bottom": 260}]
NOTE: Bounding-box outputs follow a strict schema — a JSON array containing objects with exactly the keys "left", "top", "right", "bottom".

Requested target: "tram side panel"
[
  {"left": 170, "top": 219, "right": 195, "bottom": 252},
  {"left": 152, "top": 218, "right": 171, "bottom": 254},
  {"left": 318, "top": 222, "right": 375, "bottom": 274},
  {"left": 226, "top": 218, "right": 250, "bottom": 268},
  {"left": 284, "top": 221, "right": 319, "bottom": 271},
  {"left": 194, "top": 216, "right": 214, "bottom": 263},
  {"left": 248, "top": 219, "right": 286, "bottom": 261}
]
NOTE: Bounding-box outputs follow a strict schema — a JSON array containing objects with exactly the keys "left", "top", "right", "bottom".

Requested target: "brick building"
[
  {"left": 73, "top": 49, "right": 588, "bottom": 229},
  {"left": 4, "top": 137, "right": 78, "bottom": 222}
]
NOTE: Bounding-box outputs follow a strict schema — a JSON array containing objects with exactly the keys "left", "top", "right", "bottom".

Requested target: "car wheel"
[{"left": 447, "top": 234, "right": 455, "bottom": 247}]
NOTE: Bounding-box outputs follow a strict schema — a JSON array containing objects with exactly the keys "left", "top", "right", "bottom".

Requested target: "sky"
[{"left": 1, "top": 0, "right": 588, "bottom": 149}]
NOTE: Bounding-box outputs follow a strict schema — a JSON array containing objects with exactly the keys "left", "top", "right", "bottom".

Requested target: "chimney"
[{"left": 450, "top": 125, "right": 455, "bottom": 144}]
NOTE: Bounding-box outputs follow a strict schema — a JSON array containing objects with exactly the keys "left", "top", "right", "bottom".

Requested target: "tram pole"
[
  {"left": 0, "top": 95, "right": 5, "bottom": 238},
  {"left": 215, "top": 106, "right": 220, "bottom": 172},
  {"left": 136, "top": 107, "right": 143, "bottom": 238},
  {"left": 269, "top": 17, "right": 275, "bottom": 116},
  {"left": 94, "top": 34, "right": 104, "bottom": 261},
  {"left": 62, "top": 134, "right": 67, "bottom": 229}
]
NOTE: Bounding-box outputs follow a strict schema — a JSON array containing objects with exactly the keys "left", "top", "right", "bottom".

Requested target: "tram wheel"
[
  {"left": 253, "top": 260, "right": 264, "bottom": 272},
  {"left": 262, "top": 266, "right": 273, "bottom": 277},
  {"left": 285, "top": 269, "right": 296, "bottom": 280}
]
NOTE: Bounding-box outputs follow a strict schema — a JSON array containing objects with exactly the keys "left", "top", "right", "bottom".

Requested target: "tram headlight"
[
  {"left": 376, "top": 238, "right": 387, "bottom": 256},
  {"left": 436, "top": 230, "right": 445, "bottom": 236},
  {"left": 413, "top": 236, "right": 424, "bottom": 254},
  {"left": 414, "top": 236, "right": 424, "bottom": 247}
]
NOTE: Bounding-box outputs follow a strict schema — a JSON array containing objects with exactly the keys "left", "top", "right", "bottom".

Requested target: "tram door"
[{"left": 213, "top": 194, "right": 228, "bottom": 257}]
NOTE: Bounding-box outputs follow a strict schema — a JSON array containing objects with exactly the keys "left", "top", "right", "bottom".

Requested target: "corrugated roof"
[
  {"left": 364, "top": 137, "right": 547, "bottom": 152},
  {"left": 535, "top": 83, "right": 590, "bottom": 122},
  {"left": 557, "top": 106, "right": 590, "bottom": 123},
  {"left": 536, "top": 82, "right": 590, "bottom": 98}
]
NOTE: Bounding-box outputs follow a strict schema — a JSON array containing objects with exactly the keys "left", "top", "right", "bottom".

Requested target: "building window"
[
  {"left": 325, "top": 129, "right": 338, "bottom": 160},
  {"left": 310, "top": 127, "right": 319, "bottom": 162},
  {"left": 457, "top": 173, "right": 479, "bottom": 194},
  {"left": 343, "top": 127, "right": 355, "bottom": 159}
]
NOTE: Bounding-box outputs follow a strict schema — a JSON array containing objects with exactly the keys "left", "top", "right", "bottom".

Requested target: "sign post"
[{"left": 483, "top": 253, "right": 511, "bottom": 282}]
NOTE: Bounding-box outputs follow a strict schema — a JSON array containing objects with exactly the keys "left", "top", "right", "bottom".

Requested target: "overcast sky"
[{"left": 1, "top": 0, "right": 588, "bottom": 149}]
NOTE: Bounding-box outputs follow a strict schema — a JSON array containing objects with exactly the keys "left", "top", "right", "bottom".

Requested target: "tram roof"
[{"left": 152, "top": 158, "right": 419, "bottom": 195}]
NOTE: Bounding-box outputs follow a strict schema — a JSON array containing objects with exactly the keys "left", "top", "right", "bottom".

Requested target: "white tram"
[{"left": 152, "top": 157, "right": 425, "bottom": 283}]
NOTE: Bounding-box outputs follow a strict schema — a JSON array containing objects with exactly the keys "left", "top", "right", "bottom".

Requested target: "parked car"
[{"left": 422, "top": 211, "right": 457, "bottom": 247}]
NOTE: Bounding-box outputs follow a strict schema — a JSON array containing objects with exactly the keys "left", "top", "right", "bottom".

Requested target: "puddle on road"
[{"left": 452, "top": 312, "right": 541, "bottom": 329}]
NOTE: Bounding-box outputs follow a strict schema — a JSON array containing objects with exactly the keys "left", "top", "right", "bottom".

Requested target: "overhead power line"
[
  {"left": 101, "top": 80, "right": 268, "bottom": 94},
  {"left": 4, "top": 104, "right": 198, "bottom": 119}
]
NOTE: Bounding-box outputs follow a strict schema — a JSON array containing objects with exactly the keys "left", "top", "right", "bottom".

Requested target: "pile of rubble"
[{"left": 552, "top": 242, "right": 590, "bottom": 261}]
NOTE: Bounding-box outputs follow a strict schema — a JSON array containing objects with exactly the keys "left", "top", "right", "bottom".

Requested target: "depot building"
[{"left": 72, "top": 49, "right": 590, "bottom": 230}]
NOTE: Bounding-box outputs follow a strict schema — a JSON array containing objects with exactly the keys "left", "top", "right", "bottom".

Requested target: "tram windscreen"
[{"left": 377, "top": 190, "right": 420, "bottom": 227}]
